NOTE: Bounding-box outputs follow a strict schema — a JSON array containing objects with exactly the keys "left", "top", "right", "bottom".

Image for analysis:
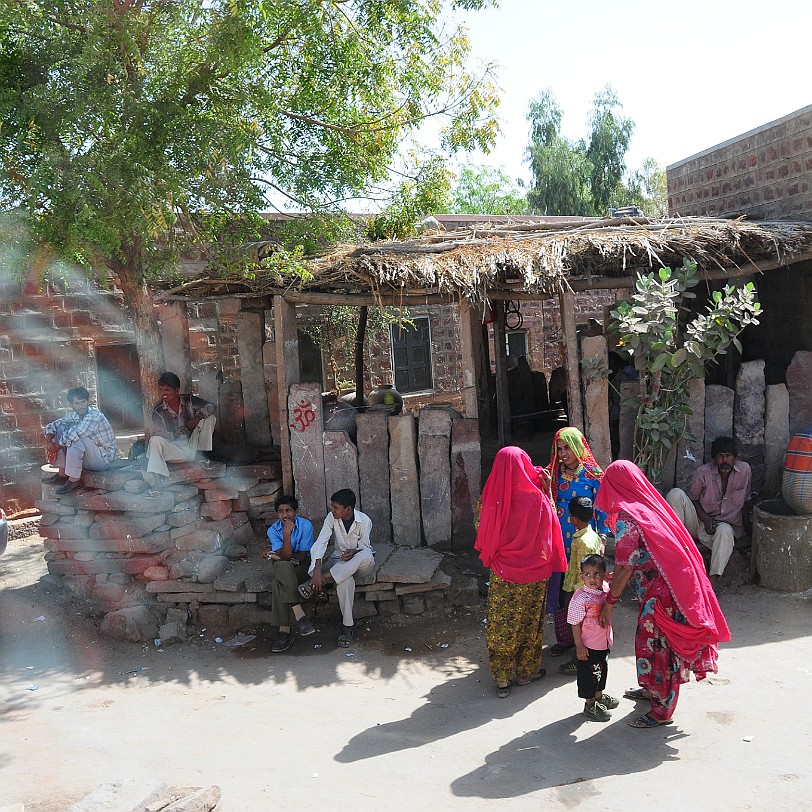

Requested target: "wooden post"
[
  {"left": 493, "top": 302, "right": 511, "bottom": 446},
  {"left": 274, "top": 295, "right": 300, "bottom": 494},
  {"left": 558, "top": 291, "right": 583, "bottom": 430}
]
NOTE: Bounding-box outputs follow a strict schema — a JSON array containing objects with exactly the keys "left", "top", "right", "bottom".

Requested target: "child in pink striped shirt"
[{"left": 567, "top": 554, "right": 619, "bottom": 722}]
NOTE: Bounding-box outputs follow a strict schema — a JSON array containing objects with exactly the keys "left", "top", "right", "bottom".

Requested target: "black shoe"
[
  {"left": 44, "top": 473, "right": 68, "bottom": 484},
  {"left": 55, "top": 479, "right": 82, "bottom": 495},
  {"left": 271, "top": 631, "right": 293, "bottom": 653}
]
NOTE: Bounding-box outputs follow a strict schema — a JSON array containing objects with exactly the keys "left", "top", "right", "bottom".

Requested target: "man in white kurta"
[{"left": 303, "top": 489, "right": 374, "bottom": 646}]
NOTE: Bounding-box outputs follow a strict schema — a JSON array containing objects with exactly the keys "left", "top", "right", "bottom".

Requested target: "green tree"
[
  {"left": 586, "top": 86, "right": 634, "bottom": 214},
  {"left": 625, "top": 158, "right": 669, "bottom": 217},
  {"left": 526, "top": 90, "right": 593, "bottom": 216},
  {"left": 0, "top": 0, "right": 499, "bottom": 417},
  {"left": 445, "top": 165, "right": 528, "bottom": 215},
  {"left": 526, "top": 86, "right": 647, "bottom": 217}
]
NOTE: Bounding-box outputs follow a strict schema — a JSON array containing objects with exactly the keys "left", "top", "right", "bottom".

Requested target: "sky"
[{"left": 446, "top": 0, "right": 812, "bottom": 184}]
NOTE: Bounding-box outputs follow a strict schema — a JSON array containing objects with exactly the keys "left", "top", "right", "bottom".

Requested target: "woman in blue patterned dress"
[{"left": 545, "top": 427, "right": 609, "bottom": 662}]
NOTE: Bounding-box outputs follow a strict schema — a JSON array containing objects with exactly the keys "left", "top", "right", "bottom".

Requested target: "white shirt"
[{"left": 309, "top": 509, "right": 373, "bottom": 574}]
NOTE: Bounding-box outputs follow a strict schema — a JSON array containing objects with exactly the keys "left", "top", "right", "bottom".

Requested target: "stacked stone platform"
[{"left": 37, "top": 461, "right": 456, "bottom": 643}]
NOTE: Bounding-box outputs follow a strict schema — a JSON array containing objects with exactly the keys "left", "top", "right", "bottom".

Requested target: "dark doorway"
[{"left": 96, "top": 344, "right": 142, "bottom": 429}]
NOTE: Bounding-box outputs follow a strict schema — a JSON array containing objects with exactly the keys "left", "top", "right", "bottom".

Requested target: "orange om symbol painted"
[{"left": 289, "top": 398, "right": 317, "bottom": 433}]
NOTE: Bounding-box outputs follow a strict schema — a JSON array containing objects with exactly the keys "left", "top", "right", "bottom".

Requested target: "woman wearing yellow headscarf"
[{"left": 545, "top": 427, "right": 609, "bottom": 667}]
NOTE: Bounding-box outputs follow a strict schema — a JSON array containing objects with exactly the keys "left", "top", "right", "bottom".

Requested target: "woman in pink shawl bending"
[
  {"left": 476, "top": 447, "right": 567, "bottom": 698},
  {"left": 596, "top": 460, "right": 730, "bottom": 728}
]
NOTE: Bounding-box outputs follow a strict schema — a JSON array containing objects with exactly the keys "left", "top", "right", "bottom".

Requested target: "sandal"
[
  {"left": 628, "top": 713, "right": 673, "bottom": 729},
  {"left": 515, "top": 669, "right": 546, "bottom": 685},
  {"left": 298, "top": 581, "right": 314, "bottom": 600},
  {"left": 548, "top": 643, "right": 574, "bottom": 657},
  {"left": 337, "top": 625, "right": 355, "bottom": 647},
  {"left": 624, "top": 688, "right": 651, "bottom": 701},
  {"left": 496, "top": 682, "right": 511, "bottom": 698}
]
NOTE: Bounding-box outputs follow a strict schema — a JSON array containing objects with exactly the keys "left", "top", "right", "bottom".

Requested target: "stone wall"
[{"left": 667, "top": 105, "right": 812, "bottom": 220}]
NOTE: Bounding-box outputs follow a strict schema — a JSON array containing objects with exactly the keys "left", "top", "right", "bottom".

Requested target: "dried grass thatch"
[{"left": 157, "top": 216, "right": 812, "bottom": 302}]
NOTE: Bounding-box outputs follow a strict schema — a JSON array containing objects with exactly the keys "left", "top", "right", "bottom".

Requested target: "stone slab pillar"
[
  {"left": 458, "top": 299, "right": 484, "bottom": 419},
  {"left": 764, "top": 384, "right": 790, "bottom": 497},
  {"left": 705, "top": 385, "right": 734, "bottom": 462},
  {"left": 786, "top": 350, "right": 812, "bottom": 435},
  {"left": 156, "top": 301, "right": 192, "bottom": 392},
  {"left": 217, "top": 380, "right": 246, "bottom": 444},
  {"left": 734, "top": 360, "right": 766, "bottom": 493},
  {"left": 288, "top": 382, "right": 325, "bottom": 524},
  {"left": 676, "top": 377, "right": 705, "bottom": 490},
  {"left": 580, "top": 334, "right": 610, "bottom": 470},
  {"left": 388, "top": 413, "right": 422, "bottom": 547},
  {"left": 357, "top": 410, "right": 392, "bottom": 545},
  {"left": 236, "top": 310, "right": 272, "bottom": 446},
  {"left": 323, "top": 430, "right": 359, "bottom": 509},
  {"left": 451, "top": 417, "right": 481, "bottom": 549},
  {"left": 418, "top": 407, "right": 452, "bottom": 547}
]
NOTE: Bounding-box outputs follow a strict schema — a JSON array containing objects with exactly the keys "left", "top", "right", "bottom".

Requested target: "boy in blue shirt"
[{"left": 263, "top": 495, "right": 315, "bottom": 652}]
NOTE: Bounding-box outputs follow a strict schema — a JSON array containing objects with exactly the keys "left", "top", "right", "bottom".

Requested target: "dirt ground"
[{"left": 1, "top": 532, "right": 810, "bottom": 812}]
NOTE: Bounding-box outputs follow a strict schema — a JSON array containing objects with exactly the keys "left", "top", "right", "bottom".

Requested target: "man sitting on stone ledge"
[
  {"left": 666, "top": 436, "right": 752, "bottom": 591},
  {"left": 44, "top": 386, "right": 117, "bottom": 495},
  {"left": 263, "top": 495, "right": 316, "bottom": 652},
  {"left": 145, "top": 372, "right": 216, "bottom": 493},
  {"left": 298, "top": 488, "right": 374, "bottom": 648}
]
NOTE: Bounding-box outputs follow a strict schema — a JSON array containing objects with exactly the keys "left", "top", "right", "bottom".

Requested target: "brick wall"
[
  {"left": 667, "top": 105, "right": 812, "bottom": 220},
  {"left": 0, "top": 277, "right": 134, "bottom": 515}
]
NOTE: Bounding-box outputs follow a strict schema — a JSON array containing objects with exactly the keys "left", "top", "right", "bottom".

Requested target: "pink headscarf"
[
  {"left": 594, "top": 460, "right": 730, "bottom": 658},
  {"left": 476, "top": 447, "right": 567, "bottom": 584}
]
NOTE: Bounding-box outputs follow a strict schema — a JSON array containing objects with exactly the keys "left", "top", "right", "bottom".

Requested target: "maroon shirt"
[{"left": 688, "top": 460, "right": 751, "bottom": 538}]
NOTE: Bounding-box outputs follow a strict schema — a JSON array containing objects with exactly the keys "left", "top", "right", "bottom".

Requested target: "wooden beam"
[
  {"left": 558, "top": 290, "right": 583, "bottom": 431},
  {"left": 273, "top": 295, "right": 300, "bottom": 495},
  {"left": 493, "top": 302, "right": 511, "bottom": 446}
]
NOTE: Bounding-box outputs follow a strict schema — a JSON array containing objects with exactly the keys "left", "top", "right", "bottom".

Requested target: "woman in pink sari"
[
  {"left": 476, "top": 447, "right": 567, "bottom": 698},
  {"left": 596, "top": 461, "right": 730, "bottom": 728}
]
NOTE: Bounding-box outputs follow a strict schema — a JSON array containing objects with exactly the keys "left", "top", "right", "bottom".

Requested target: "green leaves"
[
  {"left": 609, "top": 259, "right": 762, "bottom": 483},
  {"left": 0, "top": 0, "right": 500, "bottom": 280}
]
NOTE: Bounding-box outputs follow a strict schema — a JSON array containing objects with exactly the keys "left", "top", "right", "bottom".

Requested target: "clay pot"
[
  {"left": 322, "top": 394, "right": 358, "bottom": 442},
  {"left": 367, "top": 383, "right": 404, "bottom": 415}
]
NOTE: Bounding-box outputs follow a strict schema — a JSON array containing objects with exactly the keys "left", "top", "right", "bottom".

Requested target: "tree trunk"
[{"left": 111, "top": 251, "right": 166, "bottom": 431}]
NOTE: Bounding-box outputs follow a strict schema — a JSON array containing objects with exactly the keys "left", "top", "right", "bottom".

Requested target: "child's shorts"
[{"left": 576, "top": 648, "right": 609, "bottom": 699}]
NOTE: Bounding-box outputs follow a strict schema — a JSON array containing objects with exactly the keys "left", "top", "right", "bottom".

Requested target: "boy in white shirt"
[{"left": 299, "top": 489, "right": 374, "bottom": 647}]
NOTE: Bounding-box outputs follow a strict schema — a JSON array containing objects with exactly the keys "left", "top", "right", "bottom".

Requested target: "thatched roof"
[{"left": 157, "top": 216, "right": 812, "bottom": 303}]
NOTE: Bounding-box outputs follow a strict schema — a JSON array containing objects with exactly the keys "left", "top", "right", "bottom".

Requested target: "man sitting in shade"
[
  {"left": 666, "top": 436, "right": 752, "bottom": 589},
  {"left": 145, "top": 372, "right": 216, "bottom": 489},
  {"left": 44, "top": 387, "right": 117, "bottom": 495}
]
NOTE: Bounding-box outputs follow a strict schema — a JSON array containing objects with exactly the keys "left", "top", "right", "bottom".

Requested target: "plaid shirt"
[
  {"left": 44, "top": 407, "right": 117, "bottom": 463},
  {"left": 151, "top": 394, "right": 216, "bottom": 440}
]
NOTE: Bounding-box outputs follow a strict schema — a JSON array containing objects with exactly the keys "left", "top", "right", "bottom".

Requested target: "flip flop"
[
  {"left": 337, "top": 625, "right": 355, "bottom": 647},
  {"left": 515, "top": 669, "right": 546, "bottom": 685},
  {"left": 298, "top": 581, "right": 314, "bottom": 600},
  {"left": 624, "top": 688, "right": 651, "bottom": 701},
  {"left": 628, "top": 713, "right": 673, "bottom": 729},
  {"left": 496, "top": 683, "right": 511, "bottom": 698}
]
